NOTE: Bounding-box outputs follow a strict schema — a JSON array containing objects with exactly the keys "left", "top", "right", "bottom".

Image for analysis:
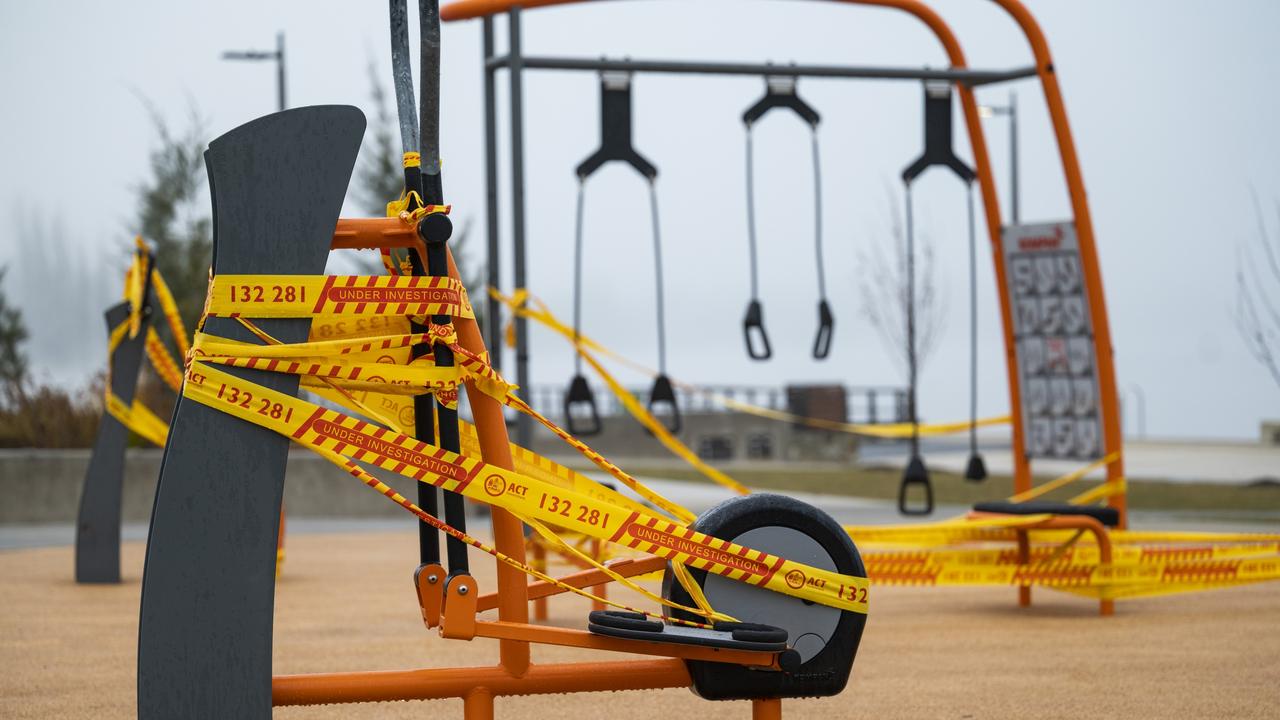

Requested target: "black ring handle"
[
  {"left": 897, "top": 456, "right": 934, "bottom": 516},
  {"left": 564, "top": 374, "right": 603, "bottom": 437},
  {"left": 646, "top": 374, "right": 682, "bottom": 435},
  {"left": 812, "top": 299, "right": 834, "bottom": 360},
  {"left": 743, "top": 300, "right": 772, "bottom": 361}
]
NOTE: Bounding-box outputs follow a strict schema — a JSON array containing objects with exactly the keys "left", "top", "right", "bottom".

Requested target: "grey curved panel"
[
  {"left": 137, "top": 106, "right": 364, "bottom": 719},
  {"left": 75, "top": 301, "right": 148, "bottom": 583}
]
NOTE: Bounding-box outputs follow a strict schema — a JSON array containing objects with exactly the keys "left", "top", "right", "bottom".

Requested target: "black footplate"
[{"left": 588, "top": 610, "right": 791, "bottom": 655}]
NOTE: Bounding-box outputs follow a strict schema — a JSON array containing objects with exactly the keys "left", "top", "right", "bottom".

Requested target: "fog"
[{"left": 1, "top": 0, "right": 1277, "bottom": 438}]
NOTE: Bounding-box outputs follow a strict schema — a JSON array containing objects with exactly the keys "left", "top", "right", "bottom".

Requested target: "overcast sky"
[{"left": 1, "top": 0, "right": 1278, "bottom": 440}]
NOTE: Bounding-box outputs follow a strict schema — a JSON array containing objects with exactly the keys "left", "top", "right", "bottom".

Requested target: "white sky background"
[{"left": 1, "top": 0, "right": 1277, "bottom": 440}]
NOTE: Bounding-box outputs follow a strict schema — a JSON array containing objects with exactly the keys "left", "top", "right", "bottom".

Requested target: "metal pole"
[
  {"left": 508, "top": 7, "right": 532, "bottom": 447},
  {"left": 276, "top": 32, "right": 287, "bottom": 112},
  {"left": 905, "top": 186, "right": 920, "bottom": 459},
  {"left": 486, "top": 55, "right": 1037, "bottom": 86},
  {"left": 1131, "top": 384, "right": 1146, "bottom": 439},
  {"left": 482, "top": 17, "right": 502, "bottom": 370},
  {"left": 1009, "top": 90, "right": 1019, "bottom": 224}
]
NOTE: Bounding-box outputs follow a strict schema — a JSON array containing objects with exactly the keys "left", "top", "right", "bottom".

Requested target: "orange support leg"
[
  {"left": 1016, "top": 529, "right": 1032, "bottom": 608},
  {"left": 530, "top": 540, "right": 548, "bottom": 621},
  {"left": 588, "top": 538, "right": 606, "bottom": 612},
  {"left": 464, "top": 688, "right": 494, "bottom": 720},
  {"left": 753, "top": 699, "right": 783, "bottom": 720}
]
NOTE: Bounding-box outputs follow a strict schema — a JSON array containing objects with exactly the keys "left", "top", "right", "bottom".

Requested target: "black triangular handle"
[
  {"left": 646, "top": 374, "right": 682, "bottom": 435},
  {"left": 898, "top": 454, "right": 934, "bottom": 516},
  {"left": 743, "top": 300, "right": 772, "bottom": 360},
  {"left": 812, "top": 299, "right": 834, "bottom": 360},
  {"left": 564, "top": 374, "right": 603, "bottom": 437}
]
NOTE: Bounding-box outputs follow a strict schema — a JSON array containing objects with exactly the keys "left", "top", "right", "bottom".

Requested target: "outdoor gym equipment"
[
  {"left": 76, "top": 242, "right": 290, "bottom": 584},
  {"left": 73, "top": 243, "right": 290, "bottom": 582},
  {"left": 449, "top": 0, "right": 1280, "bottom": 622},
  {"left": 472, "top": 1, "right": 1128, "bottom": 536},
  {"left": 566, "top": 72, "right": 679, "bottom": 436},
  {"left": 75, "top": 244, "right": 163, "bottom": 583},
  {"left": 136, "top": 1, "right": 870, "bottom": 716},
  {"left": 896, "top": 80, "right": 980, "bottom": 515},
  {"left": 741, "top": 74, "right": 832, "bottom": 361}
]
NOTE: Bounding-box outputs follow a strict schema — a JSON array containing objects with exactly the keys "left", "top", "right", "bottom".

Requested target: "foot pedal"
[{"left": 588, "top": 610, "right": 790, "bottom": 655}]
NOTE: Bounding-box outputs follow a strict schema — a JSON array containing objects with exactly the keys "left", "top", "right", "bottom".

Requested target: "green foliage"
[
  {"left": 0, "top": 267, "right": 28, "bottom": 390},
  {"left": 353, "top": 62, "right": 406, "bottom": 218},
  {"left": 0, "top": 267, "right": 101, "bottom": 447}
]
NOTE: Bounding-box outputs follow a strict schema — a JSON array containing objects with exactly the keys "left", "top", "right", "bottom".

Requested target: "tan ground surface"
[{"left": 2, "top": 531, "right": 1278, "bottom": 719}]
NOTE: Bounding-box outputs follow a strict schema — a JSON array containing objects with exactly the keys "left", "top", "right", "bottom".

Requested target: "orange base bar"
[{"left": 273, "top": 659, "right": 691, "bottom": 706}]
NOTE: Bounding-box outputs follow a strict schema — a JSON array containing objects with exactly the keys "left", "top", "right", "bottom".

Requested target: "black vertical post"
[
  {"left": 483, "top": 17, "right": 503, "bottom": 371},
  {"left": 508, "top": 7, "right": 532, "bottom": 447},
  {"left": 1009, "top": 90, "right": 1019, "bottom": 225},
  {"left": 276, "top": 32, "right": 286, "bottom": 112},
  {"left": 905, "top": 187, "right": 919, "bottom": 458}
]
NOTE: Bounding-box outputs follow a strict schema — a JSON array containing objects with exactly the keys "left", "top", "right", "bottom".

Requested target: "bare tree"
[
  {"left": 858, "top": 189, "right": 948, "bottom": 381},
  {"left": 1235, "top": 192, "right": 1280, "bottom": 390},
  {"left": 135, "top": 103, "right": 213, "bottom": 334},
  {"left": 352, "top": 61, "right": 405, "bottom": 218}
]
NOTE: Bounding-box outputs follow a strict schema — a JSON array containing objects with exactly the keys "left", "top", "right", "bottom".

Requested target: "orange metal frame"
[
  {"left": 272, "top": 1, "right": 1125, "bottom": 716},
  {"left": 967, "top": 510, "right": 1115, "bottom": 616}
]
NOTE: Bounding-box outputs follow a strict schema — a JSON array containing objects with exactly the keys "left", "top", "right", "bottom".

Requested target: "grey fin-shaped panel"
[
  {"left": 137, "top": 105, "right": 364, "bottom": 719},
  {"left": 75, "top": 301, "right": 149, "bottom": 583}
]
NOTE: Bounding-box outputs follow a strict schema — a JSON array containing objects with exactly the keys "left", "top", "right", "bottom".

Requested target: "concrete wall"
[
  {"left": 0, "top": 448, "right": 419, "bottom": 524},
  {"left": 1, "top": 413, "right": 857, "bottom": 524},
  {"left": 526, "top": 412, "right": 858, "bottom": 464}
]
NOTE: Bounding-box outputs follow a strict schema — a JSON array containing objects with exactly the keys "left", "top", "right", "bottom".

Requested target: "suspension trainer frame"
[{"left": 462, "top": 0, "right": 1125, "bottom": 528}]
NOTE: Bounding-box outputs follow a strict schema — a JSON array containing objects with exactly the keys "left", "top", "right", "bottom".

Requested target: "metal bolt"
[
  {"left": 457, "top": 584, "right": 469, "bottom": 595},
  {"left": 427, "top": 574, "right": 439, "bottom": 584}
]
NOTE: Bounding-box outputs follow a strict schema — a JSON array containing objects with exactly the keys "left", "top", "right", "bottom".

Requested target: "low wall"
[
  {"left": 0, "top": 448, "right": 419, "bottom": 525},
  {"left": 2, "top": 413, "right": 858, "bottom": 525}
]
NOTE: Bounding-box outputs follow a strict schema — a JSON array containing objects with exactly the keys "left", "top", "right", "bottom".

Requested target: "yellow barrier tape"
[
  {"left": 491, "top": 287, "right": 1009, "bottom": 438},
  {"left": 183, "top": 360, "right": 869, "bottom": 614},
  {"left": 1006, "top": 453, "right": 1119, "bottom": 503},
  {"left": 205, "top": 274, "right": 473, "bottom": 319},
  {"left": 574, "top": 343, "right": 750, "bottom": 496},
  {"left": 105, "top": 392, "right": 170, "bottom": 447}
]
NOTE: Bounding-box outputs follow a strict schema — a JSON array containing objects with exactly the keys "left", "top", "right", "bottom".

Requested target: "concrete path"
[
  {"left": 859, "top": 433, "right": 1280, "bottom": 485},
  {"left": 5, "top": 464, "right": 1276, "bottom": 551}
]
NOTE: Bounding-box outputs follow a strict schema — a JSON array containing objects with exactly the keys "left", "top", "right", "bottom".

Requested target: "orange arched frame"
[{"left": 444, "top": 0, "right": 1126, "bottom": 527}]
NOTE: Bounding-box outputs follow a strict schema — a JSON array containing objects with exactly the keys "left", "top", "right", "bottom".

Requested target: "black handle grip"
[
  {"left": 812, "top": 299, "right": 834, "bottom": 360},
  {"left": 897, "top": 455, "right": 934, "bottom": 516},
  {"left": 646, "top": 374, "right": 682, "bottom": 435},
  {"left": 964, "top": 453, "right": 988, "bottom": 482},
  {"left": 743, "top": 300, "right": 772, "bottom": 361},
  {"left": 564, "top": 374, "right": 603, "bottom": 437}
]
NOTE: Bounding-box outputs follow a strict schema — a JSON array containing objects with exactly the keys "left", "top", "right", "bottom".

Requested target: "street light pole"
[
  {"left": 223, "top": 31, "right": 287, "bottom": 113},
  {"left": 1009, "top": 90, "right": 1018, "bottom": 224},
  {"left": 979, "top": 90, "right": 1019, "bottom": 224}
]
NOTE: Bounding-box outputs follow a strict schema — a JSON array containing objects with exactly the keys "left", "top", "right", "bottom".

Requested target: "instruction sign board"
[{"left": 1002, "top": 221, "right": 1103, "bottom": 460}]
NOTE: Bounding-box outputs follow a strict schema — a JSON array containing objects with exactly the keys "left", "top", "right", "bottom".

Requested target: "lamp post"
[
  {"left": 223, "top": 31, "right": 287, "bottom": 113},
  {"left": 979, "top": 90, "right": 1018, "bottom": 224},
  {"left": 1129, "top": 384, "right": 1146, "bottom": 439}
]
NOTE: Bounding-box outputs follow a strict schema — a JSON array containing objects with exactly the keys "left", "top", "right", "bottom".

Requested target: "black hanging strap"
[
  {"left": 389, "top": 0, "right": 442, "bottom": 569},
  {"left": 896, "top": 79, "right": 979, "bottom": 514},
  {"left": 569, "top": 71, "right": 679, "bottom": 435},
  {"left": 414, "top": 0, "right": 468, "bottom": 577},
  {"left": 575, "top": 71, "right": 657, "bottom": 181},
  {"left": 901, "top": 80, "right": 975, "bottom": 185},
  {"left": 963, "top": 181, "right": 987, "bottom": 482},
  {"left": 742, "top": 74, "right": 832, "bottom": 360}
]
